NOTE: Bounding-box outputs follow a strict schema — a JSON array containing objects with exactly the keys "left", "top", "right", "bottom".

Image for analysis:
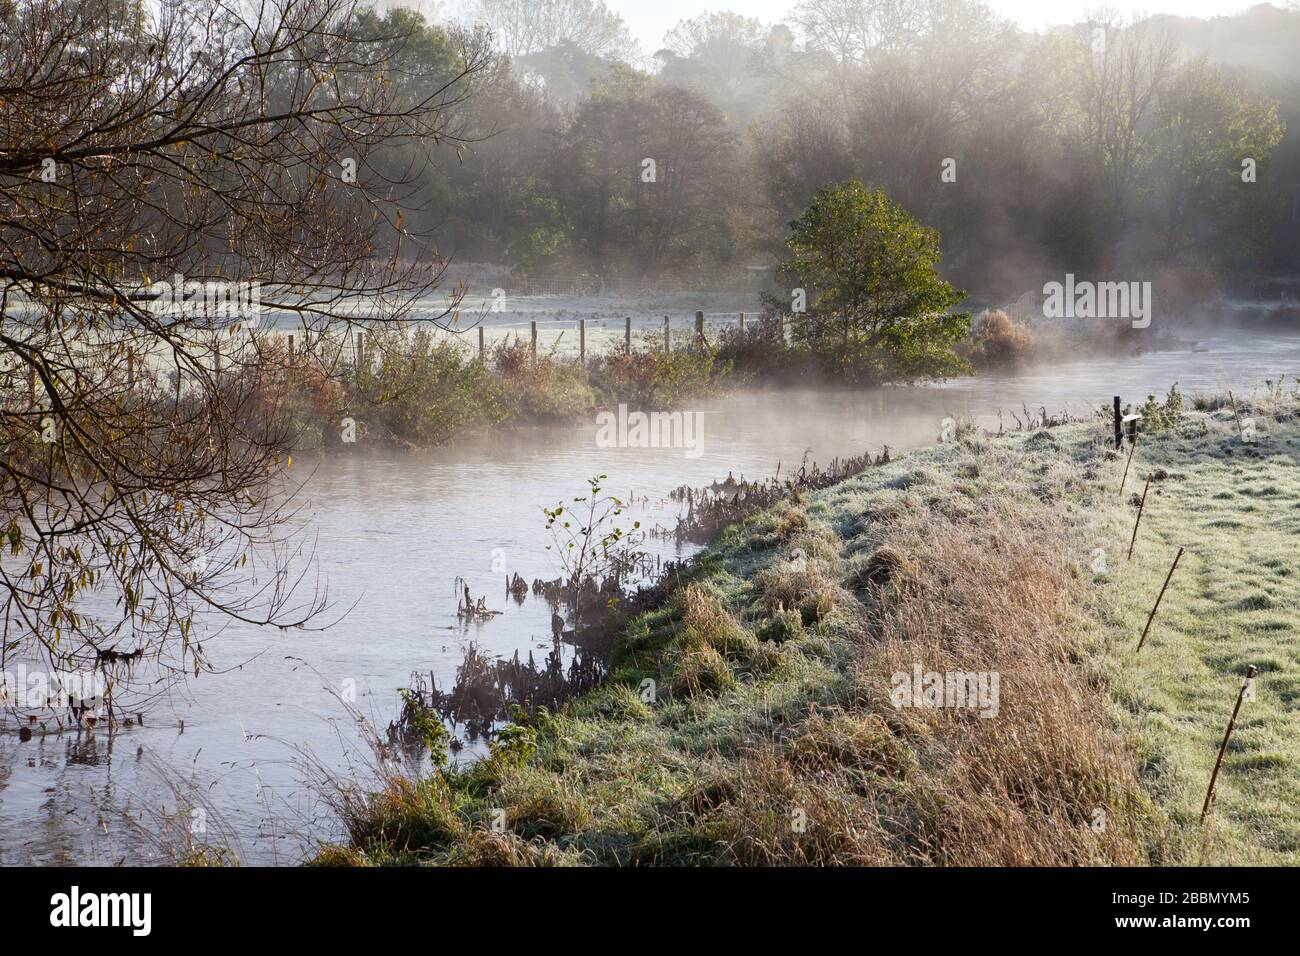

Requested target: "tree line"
[{"left": 401, "top": 0, "right": 1298, "bottom": 302}]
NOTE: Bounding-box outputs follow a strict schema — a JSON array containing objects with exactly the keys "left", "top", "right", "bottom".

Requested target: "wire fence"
[
  {"left": 452, "top": 272, "right": 772, "bottom": 299},
  {"left": 409, "top": 310, "right": 787, "bottom": 363}
]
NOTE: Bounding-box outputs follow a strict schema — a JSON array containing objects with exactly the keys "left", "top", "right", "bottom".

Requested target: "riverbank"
[
  {"left": 270, "top": 326, "right": 729, "bottom": 450},
  {"left": 313, "top": 385, "right": 1300, "bottom": 866},
  {"left": 270, "top": 315, "right": 1191, "bottom": 451}
]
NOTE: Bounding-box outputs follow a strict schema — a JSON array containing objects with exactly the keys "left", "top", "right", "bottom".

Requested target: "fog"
[{"left": 363, "top": 1, "right": 1300, "bottom": 313}]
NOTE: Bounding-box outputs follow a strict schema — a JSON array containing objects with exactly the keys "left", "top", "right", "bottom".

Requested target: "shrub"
[
  {"left": 489, "top": 339, "right": 597, "bottom": 422},
  {"left": 1138, "top": 384, "right": 1184, "bottom": 433},
  {"left": 590, "top": 343, "right": 725, "bottom": 407},
  {"left": 352, "top": 327, "right": 501, "bottom": 445},
  {"left": 962, "top": 309, "right": 1037, "bottom": 369}
]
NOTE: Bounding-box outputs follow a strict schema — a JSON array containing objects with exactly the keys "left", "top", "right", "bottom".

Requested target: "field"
[{"left": 1098, "top": 388, "right": 1300, "bottom": 863}]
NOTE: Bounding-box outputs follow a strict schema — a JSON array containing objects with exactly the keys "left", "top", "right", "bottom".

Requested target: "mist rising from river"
[{"left": 3, "top": 329, "right": 1300, "bottom": 864}]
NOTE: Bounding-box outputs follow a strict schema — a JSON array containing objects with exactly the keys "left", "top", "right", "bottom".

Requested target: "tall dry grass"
[{"left": 702, "top": 501, "right": 1160, "bottom": 865}]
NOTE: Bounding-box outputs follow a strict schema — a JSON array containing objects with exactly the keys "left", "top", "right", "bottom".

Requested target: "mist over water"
[{"left": 2, "top": 330, "right": 1297, "bottom": 865}]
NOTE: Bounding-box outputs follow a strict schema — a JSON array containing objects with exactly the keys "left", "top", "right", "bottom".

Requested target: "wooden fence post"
[
  {"left": 1113, "top": 396, "right": 1123, "bottom": 449},
  {"left": 288, "top": 334, "right": 295, "bottom": 365},
  {"left": 663, "top": 316, "right": 671, "bottom": 354},
  {"left": 1201, "top": 665, "right": 1257, "bottom": 824},
  {"left": 579, "top": 318, "right": 586, "bottom": 364},
  {"left": 530, "top": 320, "right": 538, "bottom": 361},
  {"left": 695, "top": 310, "right": 705, "bottom": 345},
  {"left": 1120, "top": 432, "right": 1139, "bottom": 496},
  {"left": 739, "top": 312, "right": 746, "bottom": 332},
  {"left": 624, "top": 316, "right": 632, "bottom": 353},
  {"left": 1137, "top": 546, "right": 1184, "bottom": 651},
  {"left": 478, "top": 325, "right": 486, "bottom": 362},
  {"left": 1127, "top": 473, "right": 1152, "bottom": 561}
]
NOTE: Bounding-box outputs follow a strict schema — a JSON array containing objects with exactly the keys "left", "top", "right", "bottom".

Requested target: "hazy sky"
[{"left": 607, "top": 1, "right": 1260, "bottom": 51}]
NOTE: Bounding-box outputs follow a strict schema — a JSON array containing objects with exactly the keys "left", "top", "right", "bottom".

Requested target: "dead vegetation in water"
[
  {"left": 455, "top": 578, "right": 502, "bottom": 622},
  {"left": 670, "top": 447, "right": 893, "bottom": 543},
  {"left": 390, "top": 644, "right": 607, "bottom": 747}
]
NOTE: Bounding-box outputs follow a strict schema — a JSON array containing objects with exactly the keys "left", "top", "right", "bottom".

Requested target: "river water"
[{"left": 2, "top": 330, "right": 1298, "bottom": 865}]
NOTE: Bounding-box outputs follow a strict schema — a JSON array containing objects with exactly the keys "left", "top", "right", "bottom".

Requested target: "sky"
[{"left": 605, "top": 0, "right": 1263, "bottom": 52}]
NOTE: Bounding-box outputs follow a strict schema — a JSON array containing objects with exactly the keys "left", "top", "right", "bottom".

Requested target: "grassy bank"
[{"left": 315, "top": 388, "right": 1300, "bottom": 866}]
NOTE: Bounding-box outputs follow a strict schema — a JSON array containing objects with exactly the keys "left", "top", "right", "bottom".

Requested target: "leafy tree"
[
  {"left": 774, "top": 180, "right": 969, "bottom": 382},
  {"left": 1146, "top": 57, "right": 1284, "bottom": 269},
  {"left": 503, "top": 184, "right": 568, "bottom": 271},
  {"left": 1072, "top": 16, "right": 1178, "bottom": 242},
  {"left": 657, "top": 11, "right": 772, "bottom": 125},
  {"left": 553, "top": 82, "right": 736, "bottom": 274},
  {"left": 515, "top": 39, "right": 619, "bottom": 101},
  {"left": 751, "top": 97, "right": 854, "bottom": 254},
  {"left": 435, "top": 61, "right": 567, "bottom": 262}
]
